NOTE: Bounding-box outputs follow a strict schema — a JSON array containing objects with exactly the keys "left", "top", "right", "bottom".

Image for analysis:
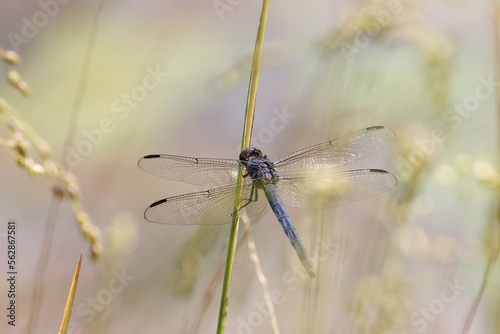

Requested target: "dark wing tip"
[
  {"left": 365, "top": 125, "right": 396, "bottom": 140},
  {"left": 369, "top": 169, "right": 398, "bottom": 187},
  {"left": 149, "top": 198, "right": 167, "bottom": 208},
  {"left": 365, "top": 125, "right": 385, "bottom": 131},
  {"left": 144, "top": 200, "right": 167, "bottom": 223},
  {"left": 369, "top": 168, "right": 388, "bottom": 173},
  {"left": 138, "top": 154, "right": 162, "bottom": 168}
]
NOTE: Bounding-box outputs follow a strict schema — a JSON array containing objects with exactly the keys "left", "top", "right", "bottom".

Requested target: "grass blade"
[{"left": 58, "top": 252, "right": 82, "bottom": 334}]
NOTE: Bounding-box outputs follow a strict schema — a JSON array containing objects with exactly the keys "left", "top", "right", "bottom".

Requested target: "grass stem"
[{"left": 216, "top": 1, "right": 270, "bottom": 333}]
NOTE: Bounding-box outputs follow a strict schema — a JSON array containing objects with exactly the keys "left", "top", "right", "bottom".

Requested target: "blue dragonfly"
[{"left": 138, "top": 126, "right": 397, "bottom": 277}]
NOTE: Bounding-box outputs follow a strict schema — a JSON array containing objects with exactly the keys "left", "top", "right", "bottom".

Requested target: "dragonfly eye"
[{"left": 239, "top": 148, "right": 263, "bottom": 162}]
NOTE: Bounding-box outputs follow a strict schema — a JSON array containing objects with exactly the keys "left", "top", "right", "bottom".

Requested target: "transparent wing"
[
  {"left": 276, "top": 169, "right": 397, "bottom": 208},
  {"left": 144, "top": 181, "right": 268, "bottom": 225},
  {"left": 274, "top": 126, "right": 395, "bottom": 173},
  {"left": 138, "top": 154, "right": 241, "bottom": 186}
]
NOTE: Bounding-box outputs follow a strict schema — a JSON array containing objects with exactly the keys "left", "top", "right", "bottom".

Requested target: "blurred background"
[{"left": 0, "top": 0, "right": 499, "bottom": 333}]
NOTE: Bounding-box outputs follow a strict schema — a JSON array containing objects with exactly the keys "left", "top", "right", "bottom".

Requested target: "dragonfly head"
[{"left": 239, "top": 148, "right": 265, "bottom": 165}]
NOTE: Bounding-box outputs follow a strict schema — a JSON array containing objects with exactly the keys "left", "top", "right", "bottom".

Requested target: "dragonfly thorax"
[
  {"left": 240, "top": 148, "right": 279, "bottom": 184},
  {"left": 245, "top": 158, "right": 279, "bottom": 185}
]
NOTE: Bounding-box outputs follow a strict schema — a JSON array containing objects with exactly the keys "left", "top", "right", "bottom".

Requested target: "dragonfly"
[{"left": 138, "top": 126, "right": 397, "bottom": 277}]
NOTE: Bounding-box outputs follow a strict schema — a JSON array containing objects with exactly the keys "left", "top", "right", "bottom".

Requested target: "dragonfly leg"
[{"left": 239, "top": 183, "right": 258, "bottom": 211}]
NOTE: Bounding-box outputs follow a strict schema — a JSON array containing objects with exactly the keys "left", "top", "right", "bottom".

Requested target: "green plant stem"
[
  {"left": 241, "top": 2, "right": 269, "bottom": 150},
  {"left": 216, "top": 1, "right": 270, "bottom": 333}
]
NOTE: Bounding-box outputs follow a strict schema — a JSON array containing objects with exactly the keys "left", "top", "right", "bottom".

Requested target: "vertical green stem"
[
  {"left": 241, "top": 0, "right": 269, "bottom": 150},
  {"left": 216, "top": 1, "right": 270, "bottom": 333}
]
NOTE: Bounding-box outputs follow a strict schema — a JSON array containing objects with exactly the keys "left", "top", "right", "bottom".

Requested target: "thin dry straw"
[
  {"left": 216, "top": 1, "right": 270, "bottom": 333},
  {"left": 460, "top": 6, "right": 500, "bottom": 332},
  {"left": 460, "top": 245, "right": 499, "bottom": 334},
  {"left": 61, "top": 0, "right": 108, "bottom": 156},
  {"left": 26, "top": 1, "right": 108, "bottom": 332},
  {"left": 242, "top": 216, "right": 281, "bottom": 334}
]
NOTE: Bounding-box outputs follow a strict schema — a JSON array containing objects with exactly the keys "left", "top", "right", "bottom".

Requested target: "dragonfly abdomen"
[{"left": 264, "top": 184, "right": 315, "bottom": 278}]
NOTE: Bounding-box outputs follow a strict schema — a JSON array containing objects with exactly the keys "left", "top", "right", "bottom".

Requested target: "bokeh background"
[{"left": 0, "top": 0, "right": 499, "bottom": 333}]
